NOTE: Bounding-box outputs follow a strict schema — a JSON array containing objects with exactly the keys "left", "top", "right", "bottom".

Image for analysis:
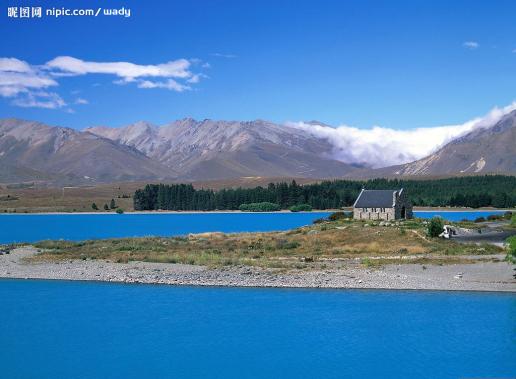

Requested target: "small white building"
[{"left": 353, "top": 188, "right": 413, "bottom": 221}]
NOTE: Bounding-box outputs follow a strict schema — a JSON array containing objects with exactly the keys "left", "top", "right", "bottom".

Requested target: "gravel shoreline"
[{"left": 1, "top": 247, "right": 515, "bottom": 292}]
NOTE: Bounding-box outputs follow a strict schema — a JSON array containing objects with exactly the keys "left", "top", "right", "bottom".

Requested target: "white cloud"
[
  {"left": 211, "top": 53, "right": 237, "bottom": 59},
  {"left": 0, "top": 57, "right": 63, "bottom": 109},
  {"left": 74, "top": 97, "right": 88, "bottom": 105},
  {"left": 0, "top": 57, "right": 33, "bottom": 73},
  {"left": 0, "top": 58, "right": 58, "bottom": 97},
  {"left": 11, "top": 91, "right": 66, "bottom": 109},
  {"left": 0, "top": 55, "right": 208, "bottom": 109},
  {"left": 463, "top": 41, "right": 479, "bottom": 49},
  {"left": 287, "top": 102, "right": 516, "bottom": 168},
  {"left": 137, "top": 79, "right": 190, "bottom": 92},
  {"left": 44, "top": 56, "right": 204, "bottom": 93},
  {"left": 45, "top": 56, "right": 193, "bottom": 80}
]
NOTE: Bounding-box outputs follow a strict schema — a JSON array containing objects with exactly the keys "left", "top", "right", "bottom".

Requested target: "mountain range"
[
  {"left": 1, "top": 111, "right": 515, "bottom": 185},
  {"left": 370, "top": 109, "right": 516, "bottom": 177}
]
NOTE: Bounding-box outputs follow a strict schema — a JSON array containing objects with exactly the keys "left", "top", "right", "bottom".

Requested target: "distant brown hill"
[{"left": 0, "top": 118, "right": 174, "bottom": 184}]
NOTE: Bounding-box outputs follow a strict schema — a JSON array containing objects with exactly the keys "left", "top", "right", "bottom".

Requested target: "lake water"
[
  {"left": 0, "top": 211, "right": 507, "bottom": 243},
  {"left": 415, "top": 210, "right": 507, "bottom": 222},
  {"left": 0, "top": 279, "right": 514, "bottom": 379}
]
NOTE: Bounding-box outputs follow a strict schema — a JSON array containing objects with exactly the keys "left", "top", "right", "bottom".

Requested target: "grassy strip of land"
[{"left": 30, "top": 218, "right": 503, "bottom": 269}]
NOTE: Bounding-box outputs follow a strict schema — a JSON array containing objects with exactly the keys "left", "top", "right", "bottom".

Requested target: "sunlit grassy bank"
[{"left": 30, "top": 217, "right": 504, "bottom": 269}]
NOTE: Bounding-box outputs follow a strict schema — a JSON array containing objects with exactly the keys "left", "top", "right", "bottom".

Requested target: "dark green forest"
[{"left": 133, "top": 175, "right": 516, "bottom": 211}]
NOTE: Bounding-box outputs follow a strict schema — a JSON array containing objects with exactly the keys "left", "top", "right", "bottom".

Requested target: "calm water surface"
[
  {"left": 0, "top": 212, "right": 330, "bottom": 243},
  {"left": 0, "top": 211, "right": 507, "bottom": 243},
  {"left": 415, "top": 210, "right": 506, "bottom": 222},
  {"left": 0, "top": 279, "right": 514, "bottom": 379}
]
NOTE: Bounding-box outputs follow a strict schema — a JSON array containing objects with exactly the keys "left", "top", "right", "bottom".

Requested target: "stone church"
[{"left": 352, "top": 188, "right": 413, "bottom": 221}]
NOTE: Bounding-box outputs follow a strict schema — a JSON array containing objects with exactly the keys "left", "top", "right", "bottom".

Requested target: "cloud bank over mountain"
[{"left": 287, "top": 102, "right": 516, "bottom": 167}]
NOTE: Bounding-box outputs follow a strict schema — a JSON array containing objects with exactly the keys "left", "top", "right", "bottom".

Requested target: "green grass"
[{"left": 506, "top": 236, "right": 516, "bottom": 263}]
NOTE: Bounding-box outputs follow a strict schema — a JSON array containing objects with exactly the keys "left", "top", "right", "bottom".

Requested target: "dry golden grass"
[
  {"left": 0, "top": 183, "right": 137, "bottom": 213},
  {"left": 30, "top": 219, "right": 503, "bottom": 269},
  {"left": 0, "top": 177, "right": 318, "bottom": 213}
]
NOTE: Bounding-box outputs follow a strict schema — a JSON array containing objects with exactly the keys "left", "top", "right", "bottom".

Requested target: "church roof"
[{"left": 353, "top": 189, "right": 400, "bottom": 208}]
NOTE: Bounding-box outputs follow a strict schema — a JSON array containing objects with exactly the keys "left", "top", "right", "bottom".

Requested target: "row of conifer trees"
[{"left": 133, "top": 175, "right": 516, "bottom": 211}]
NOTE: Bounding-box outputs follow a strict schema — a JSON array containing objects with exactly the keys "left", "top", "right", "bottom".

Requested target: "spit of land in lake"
[{"left": 1, "top": 215, "right": 515, "bottom": 292}]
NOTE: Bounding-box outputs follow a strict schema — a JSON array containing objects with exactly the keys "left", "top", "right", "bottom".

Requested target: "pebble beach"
[{"left": 1, "top": 247, "right": 514, "bottom": 292}]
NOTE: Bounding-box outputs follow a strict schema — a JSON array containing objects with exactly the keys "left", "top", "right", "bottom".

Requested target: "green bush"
[
  {"left": 506, "top": 236, "right": 516, "bottom": 263},
  {"left": 328, "top": 211, "right": 351, "bottom": 221},
  {"left": 239, "top": 202, "right": 281, "bottom": 212},
  {"left": 289, "top": 204, "right": 312, "bottom": 212},
  {"left": 512, "top": 213, "right": 516, "bottom": 226},
  {"left": 275, "top": 239, "right": 301, "bottom": 249},
  {"left": 427, "top": 217, "right": 444, "bottom": 237},
  {"left": 91, "top": 203, "right": 98, "bottom": 210},
  {"left": 116, "top": 208, "right": 124, "bottom": 214}
]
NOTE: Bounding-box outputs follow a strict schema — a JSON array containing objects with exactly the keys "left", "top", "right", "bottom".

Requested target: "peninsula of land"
[{"left": 1, "top": 216, "right": 514, "bottom": 292}]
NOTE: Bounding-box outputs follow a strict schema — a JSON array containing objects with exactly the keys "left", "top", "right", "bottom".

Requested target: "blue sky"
[{"left": 1, "top": 0, "right": 515, "bottom": 130}]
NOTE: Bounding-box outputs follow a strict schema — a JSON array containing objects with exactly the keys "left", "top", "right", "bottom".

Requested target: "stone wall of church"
[
  {"left": 353, "top": 207, "right": 395, "bottom": 221},
  {"left": 393, "top": 190, "right": 413, "bottom": 219}
]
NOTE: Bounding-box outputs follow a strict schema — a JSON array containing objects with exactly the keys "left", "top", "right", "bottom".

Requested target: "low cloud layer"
[
  {"left": 0, "top": 56, "right": 206, "bottom": 109},
  {"left": 287, "top": 102, "right": 516, "bottom": 168}
]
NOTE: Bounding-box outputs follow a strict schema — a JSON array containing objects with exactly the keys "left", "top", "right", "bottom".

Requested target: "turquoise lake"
[
  {"left": 0, "top": 279, "right": 514, "bottom": 379},
  {"left": 0, "top": 210, "right": 507, "bottom": 243}
]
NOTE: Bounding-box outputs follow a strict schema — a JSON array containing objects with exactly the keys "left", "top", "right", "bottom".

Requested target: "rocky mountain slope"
[
  {"left": 374, "top": 110, "right": 516, "bottom": 177},
  {"left": 0, "top": 119, "right": 174, "bottom": 183},
  {"left": 86, "top": 119, "right": 359, "bottom": 180},
  {"left": 1, "top": 112, "right": 514, "bottom": 185}
]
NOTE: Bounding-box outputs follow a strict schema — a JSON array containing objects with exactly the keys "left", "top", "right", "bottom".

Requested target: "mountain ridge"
[
  {"left": 86, "top": 118, "right": 360, "bottom": 180},
  {"left": 1, "top": 112, "right": 514, "bottom": 185},
  {"left": 0, "top": 118, "right": 175, "bottom": 184},
  {"left": 369, "top": 109, "right": 516, "bottom": 177}
]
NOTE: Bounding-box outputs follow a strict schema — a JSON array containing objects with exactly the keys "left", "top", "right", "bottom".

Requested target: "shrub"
[
  {"left": 503, "top": 211, "right": 512, "bottom": 220},
  {"left": 506, "top": 236, "right": 516, "bottom": 263},
  {"left": 427, "top": 217, "right": 444, "bottom": 237},
  {"left": 110, "top": 199, "right": 117, "bottom": 209},
  {"left": 474, "top": 216, "right": 486, "bottom": 223},
  {"left": 116, "top": 208, "right": 124, "bottom": 214},
  {"left": 103, "top": 204, "right": 109, "bottom": 211},
  {"left": 487, "top": 214, "right": 501, "bottom": 221},
  {"left": 91, "top": 203, "right": 98, "bottom": 210},
  {"left": 289, "top": 204, "right": 313, "bottom": 212},
  {"left": 512, "top": 213, "right": 516, "bottom": 227},
  {"left": 328, "top": 211, "right": 350, "bottom": 221},
  {"left": 275, "top": 239, "right": 301, "bottom": 249},
  {"left": 239, "top": 202, "right": 281, "bottom": 212}
]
